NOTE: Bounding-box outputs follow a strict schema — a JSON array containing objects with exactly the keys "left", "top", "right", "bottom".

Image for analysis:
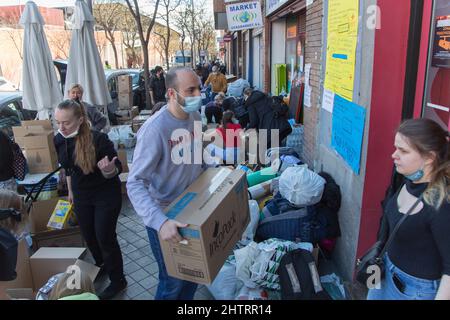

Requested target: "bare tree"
[
  {"left": 173, "top": 6, "right": 190, "bottom": 66},
  {"left": 125, "top": 0, "right": 160, "bottom": 110},
  {"left": 47, "top": 30, "right": 72, "bottom": 59},
  {"left": 1, "top": 13, "right": 24, "bottom": 60},
  {"left": 195, "top": 14, "right": 216, "bottom": 63},
  {"left": 120, "top": 5, "right": 148, "bottom": 68},
  {"left": 153, "top": 0, "right": 181, "bottom": 70},
  {"left": 93, "top": 1, "right": 123, "bottom": 68}
]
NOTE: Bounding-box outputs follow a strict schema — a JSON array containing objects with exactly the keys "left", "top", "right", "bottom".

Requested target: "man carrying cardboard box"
[{"left": 127, "top": 67, "right": 204, "bottom": 300}]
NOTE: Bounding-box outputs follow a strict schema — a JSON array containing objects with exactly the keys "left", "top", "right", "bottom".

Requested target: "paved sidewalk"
[{"left": 94, "top": 195, "right": 214, "bottom": 300}]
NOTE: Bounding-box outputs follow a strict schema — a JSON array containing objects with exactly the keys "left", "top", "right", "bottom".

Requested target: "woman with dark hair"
[
  {"left": 367, "top": 118, "right": 449, "bottom": 300},
  {"left": 204, "top": 110, "right": 242, "bottom": 165},
  {"left": 54, "top": 100, "right": 126, "bottom": 300}
]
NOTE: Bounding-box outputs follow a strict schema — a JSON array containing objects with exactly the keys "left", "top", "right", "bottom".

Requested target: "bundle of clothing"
[{"left": 255, "top": 166, "right": 341, "bottom": 255}]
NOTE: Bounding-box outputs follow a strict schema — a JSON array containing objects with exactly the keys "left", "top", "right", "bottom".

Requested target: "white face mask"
[{"left": 58, "top": 129, "right": 79, "bottom": 139}]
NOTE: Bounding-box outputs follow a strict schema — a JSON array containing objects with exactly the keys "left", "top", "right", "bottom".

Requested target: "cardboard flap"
[
  {"left": 74, "top": 259, "right": 100, "bottom": 282},
  {"left": 29, "top": 198, "right": 61, "bottom": 233},
  {"left": 22, "top": 120, "right": 53, "bottom": 130},
  {"left": 31, "top": 247, "right": 86, "bottom": 260}
]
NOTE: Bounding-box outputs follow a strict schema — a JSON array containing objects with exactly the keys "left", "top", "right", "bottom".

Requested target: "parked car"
[
  {"left": 0, "top": 76, "right": 19, "bottom": 92},
  {"left": 0, "top": 91, "right": 37, "bottom": 137}
]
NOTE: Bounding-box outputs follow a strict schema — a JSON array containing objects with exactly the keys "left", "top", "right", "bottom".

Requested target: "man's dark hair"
[
  {"left": 165, "top": 67, "right": 192, "bottom": 91},
  {"left": 155, "top": 66, "right": 164, "bottom": 73}
]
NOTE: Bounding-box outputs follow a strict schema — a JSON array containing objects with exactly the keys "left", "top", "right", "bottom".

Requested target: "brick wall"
[{"left": 303, "top": 0, "right": 323, "bottom": 168}]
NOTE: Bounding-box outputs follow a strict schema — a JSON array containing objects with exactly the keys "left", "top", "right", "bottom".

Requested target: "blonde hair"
[
  {"left": 57, "top": 100, "right": 96, "bottom": 175},
  {"left": 68, "top": 83, "right": 84, "bottom": 95},
  {"left": 48, "top": 269, "right": 96, "bottom": 300},
  {"left": 397, "top": 118, "right": 449, "bottom": 209}
]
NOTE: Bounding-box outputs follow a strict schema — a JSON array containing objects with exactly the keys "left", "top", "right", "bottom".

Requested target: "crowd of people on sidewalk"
[{"left": 1, "top": 63, "right": 449, "bottom": 301}]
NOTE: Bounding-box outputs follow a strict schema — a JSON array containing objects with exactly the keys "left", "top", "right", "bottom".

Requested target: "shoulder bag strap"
[{"left": 377, "top": 191, "right": 424, "bottom": 260}]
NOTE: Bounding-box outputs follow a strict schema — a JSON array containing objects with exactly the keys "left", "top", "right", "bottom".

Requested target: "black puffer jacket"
[
  {"left": 246, "top": 91, "right": 271, "bottom": 130},
  {"left": 0, "top": 131, "right": 14, "bottom": 182}
]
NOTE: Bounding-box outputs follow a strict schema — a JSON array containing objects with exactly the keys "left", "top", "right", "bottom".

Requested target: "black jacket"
[
  {"left": 246, "top": 91, "right": 271, "bottom": 130},
  {"left": 54, "top": 130, "right": 122, "bottom": 195},
  {"left": 0, "top": 131, "right": 14, "bottom": 182}
]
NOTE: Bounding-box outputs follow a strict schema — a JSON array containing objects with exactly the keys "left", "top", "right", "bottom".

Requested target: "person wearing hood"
[{"left": 53, "top": 99, "right": 126, "bottom": 300}]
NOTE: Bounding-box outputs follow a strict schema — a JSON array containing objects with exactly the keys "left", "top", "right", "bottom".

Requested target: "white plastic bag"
[
  {"left": 240, "top": 200, "right": 260, "bottom": 245},
  {"left": 207, "top": 262, "right": 239, "bottom": 300},
  {"left": 279, "top": 165, "right": 326, "bottom": 206}
]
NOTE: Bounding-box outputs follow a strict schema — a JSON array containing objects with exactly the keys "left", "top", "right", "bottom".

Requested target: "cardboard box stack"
[
  {"left": 13, "top": 120, "right": 58, "bottom": 174},
  {"left": 160, "top": 168, "right": 250, "bottom": 285},
  {"left": 118, "top": 75, "right": 133, "bottom": 110}
]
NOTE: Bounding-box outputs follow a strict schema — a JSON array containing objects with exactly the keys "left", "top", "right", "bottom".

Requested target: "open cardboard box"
[
  {"left": 29, "top": 197, "right": 85, "bottom": 251},
  {"left": 159, "top": 168, "right": 250, "bottom": 285},
  {"left": 0, "top": 243, "right": 98, "bottom": 300}
]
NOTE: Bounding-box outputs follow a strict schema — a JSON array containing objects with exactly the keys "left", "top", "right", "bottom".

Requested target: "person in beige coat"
[{"left": 204, "top": 65, "right": 227, "bottom": 100}]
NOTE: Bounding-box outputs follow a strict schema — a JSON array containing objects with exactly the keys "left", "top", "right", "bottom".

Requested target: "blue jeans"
[
  {"left": 367, "top": 254, "right": 440, "bottom": 300},
  {"left": 146, "top": 227, "right": 198, "bottom": 300}
]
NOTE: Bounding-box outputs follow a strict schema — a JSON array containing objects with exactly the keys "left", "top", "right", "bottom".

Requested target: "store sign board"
[
  {"left": 226, "top": 1, "right": 263, "bottom": 32},
  {"left": 266, "top": 0, "right": 289, "bottom": 16}
]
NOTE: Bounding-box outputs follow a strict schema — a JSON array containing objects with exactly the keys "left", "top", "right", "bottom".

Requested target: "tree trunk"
[
  {"left": 142, "top": 41, "right": 151, "bottom": 110},
  {"left": 106, "top": 30, "right": 120, "bottom": 68},
  {"left": 165, "top": 11, "right": 171, "bottom": 71},
  {"left": 181, "top": 36, "right": 185, "bottom": 67}
]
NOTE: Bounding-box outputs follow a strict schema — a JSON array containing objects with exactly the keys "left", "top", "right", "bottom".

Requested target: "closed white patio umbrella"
[
  {"left": 64, "top": 0, "right": 111, "bottom": 110},
  {"left": 19, "top": 1, "right": 62, "bottom": 119}
]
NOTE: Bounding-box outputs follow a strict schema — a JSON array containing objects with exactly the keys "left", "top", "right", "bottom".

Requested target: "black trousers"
[
  {"left": 205, "top": 106, "right": 223, "bottom": 124},
  {"left": 73, "top": 184, "right": 124, "bottom": 283}
]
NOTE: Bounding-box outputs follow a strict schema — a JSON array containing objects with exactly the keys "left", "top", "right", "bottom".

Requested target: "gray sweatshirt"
[
  {"left": 126, "top": 105, "right": 204, "bottom": 231},
  {"left": 83, "top": 101, "right": 107, "bottom": 131}
]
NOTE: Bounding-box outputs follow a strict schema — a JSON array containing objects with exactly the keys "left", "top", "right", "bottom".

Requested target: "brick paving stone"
[
  {"left": 121, "top": 243, "right": 138, "bottom": 255},
  {"left": 133, "top": 239, "right": 149, "bottom": 249},
  {"left": 135, "top": 255, "right": 153, "bottom": 268},
  {"left": 132, "top": 291, "right": 154, "bottom": 300},
  {"left": 139, "top": 275, "right": 159, "bottom": 290}
]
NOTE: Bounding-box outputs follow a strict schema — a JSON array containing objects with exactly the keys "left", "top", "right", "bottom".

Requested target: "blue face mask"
[
  {"left": 175, "top": 90, "right": 202, "bottom": 113},
  {"left": 404, "top": 169, "right": 424, "bottom": 182}
]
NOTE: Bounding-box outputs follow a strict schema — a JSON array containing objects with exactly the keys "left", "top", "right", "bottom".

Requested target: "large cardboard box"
[
  {"left": 0, "top": 243, "right": 98, "bottom": 300},
  {"left": 160, "top": 168, "right": 250, "bottom": 285},
  {"left": 29, "top": 198, "right": 85, "bottom": 251},
  {"left": 116, "top": 106, "right": 139, "bottom": 124},
  {"left": 13, "top": 120, "right": 58, "bottom": 174},
  {"left": 30, "top": 247, "right": 87, "bottom": 290},
  {"left": 118, "top": 75, "right": 132, "bottom": 94},
  {"left": 118, "top": 92, "right": 133, "bottom": 109}
]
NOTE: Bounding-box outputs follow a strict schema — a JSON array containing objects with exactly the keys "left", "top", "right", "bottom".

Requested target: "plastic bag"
[
  {"left": 235, "top": 239, "right": 313, "bottom": 290},
  {"left": 279, "top": 165, "right": 326, "bottom": 206},
  {"left": 108, "top": 125, "right": 136, "bottom": 149},
  {"left": 240, "top": 200, "right": 260, "bottom": 245},
  {"left": 207, "top": 262, "right": 239, "bottom": 300}
]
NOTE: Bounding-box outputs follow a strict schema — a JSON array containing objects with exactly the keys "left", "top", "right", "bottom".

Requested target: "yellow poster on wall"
[{"left": 324, "top": 0, "right": 359, "bottom": 101}]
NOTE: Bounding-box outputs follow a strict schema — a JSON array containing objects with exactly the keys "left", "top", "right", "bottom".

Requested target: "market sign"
[
  {"left": 265, "top": 0, "right": 289, "bottom": 16},
  {"left": 226, "top": 1, "right": 263, "bottom": 32}
]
